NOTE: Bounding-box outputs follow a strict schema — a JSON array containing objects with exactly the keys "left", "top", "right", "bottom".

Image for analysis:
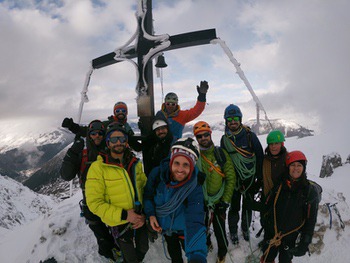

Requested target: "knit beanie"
[
  {"left": 169, "top": 148, "right": 197, "bottom": 183},
  {"left": 113, "top": 102, "right": 128, "bottom": 117}
]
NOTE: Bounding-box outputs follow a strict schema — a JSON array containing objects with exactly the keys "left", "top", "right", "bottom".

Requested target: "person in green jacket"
[
  {"left": 85, "top": 122, "right": 148, "bottom": 263},
  {"left": 193, "top": 121, "right": 236, "bottom": 263}
]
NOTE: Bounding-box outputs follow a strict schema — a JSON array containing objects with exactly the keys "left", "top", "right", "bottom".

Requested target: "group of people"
[{"left": 60, "top": 80, "right": 320, "bottom": 263}]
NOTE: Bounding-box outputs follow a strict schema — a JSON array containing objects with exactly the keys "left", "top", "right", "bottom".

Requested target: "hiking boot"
[
  {"left": 216, "top": 255, "right": 226, "bottom": 263},
  {"left": 242, "top": 230, "right": 250, "bottom": 241},
  {"left": 230, "top": 232, "right": 239, "bottom": 245}
]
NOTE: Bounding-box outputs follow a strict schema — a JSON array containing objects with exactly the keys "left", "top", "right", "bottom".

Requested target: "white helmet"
[{"left": 152, "top": 120, "right": 168, "bottom": 131}]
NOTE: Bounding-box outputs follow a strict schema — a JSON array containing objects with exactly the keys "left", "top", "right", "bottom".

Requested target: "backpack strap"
[
  {"left": 213, "top": 146, "right": 227, "bottom": 174},
  {"left": 242, "top": 125, "right": 252, "bottom": 149},
  {"left": 79, "top": 148, "right": 89, "bottom": 184}
]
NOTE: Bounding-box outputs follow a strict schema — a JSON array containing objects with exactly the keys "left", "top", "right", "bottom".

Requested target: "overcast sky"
[{"left": 1, "top": 0, "right": 349, "bottom": 134}]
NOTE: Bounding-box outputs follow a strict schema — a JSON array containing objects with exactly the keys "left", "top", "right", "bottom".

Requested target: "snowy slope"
[
  {"left": 0, "top": 129, "right": 349, "bottom": 263},
  {"left": 0, "top": 176, "right": 56, "bottom": 230}
]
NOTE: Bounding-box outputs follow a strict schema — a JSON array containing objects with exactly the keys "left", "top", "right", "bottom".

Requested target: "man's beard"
[
  {"left": 199, "top": 139, "right": 213, "bottom": 149},
  {"left": 110, "top": 145, "right": 125, "bottom": 154}
]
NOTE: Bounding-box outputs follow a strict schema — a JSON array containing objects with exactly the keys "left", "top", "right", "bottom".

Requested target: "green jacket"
[
  {"left": 197, "top": 146, "right": 236, "bottom": 204},
  {"left": 85, "top": 155, "right": 147, "bottom": 227}
]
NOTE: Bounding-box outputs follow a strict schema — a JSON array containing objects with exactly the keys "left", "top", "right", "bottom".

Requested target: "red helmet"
[{"left": 286, "top": 151, "right": 307, "bottom": 166}]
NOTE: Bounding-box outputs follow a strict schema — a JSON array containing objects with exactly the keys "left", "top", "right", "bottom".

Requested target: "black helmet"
[
  {"left": 106, "top": 122, "right": 127, "bottom": 136},
  {"left": 88, "top": 120, "right": 105, "bottom": 133}
]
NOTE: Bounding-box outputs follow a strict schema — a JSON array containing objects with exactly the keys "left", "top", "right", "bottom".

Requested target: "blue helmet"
[{"left": 224, "top": 104, "right": 242, "bottom": 119}]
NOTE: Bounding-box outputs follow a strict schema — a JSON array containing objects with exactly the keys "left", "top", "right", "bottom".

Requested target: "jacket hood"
[{"left": 161, "top": 103, "right": 180, "bottom": 117}]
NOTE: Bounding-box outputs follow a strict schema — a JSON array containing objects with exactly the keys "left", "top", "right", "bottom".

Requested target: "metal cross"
[{"left": 91, "top": 0, "right": 217, "bottom": 167}]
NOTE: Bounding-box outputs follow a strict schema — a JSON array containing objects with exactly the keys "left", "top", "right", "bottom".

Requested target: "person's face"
[
  {"left": 155, "top": 125, "right": 168, "bottom": 139},
  {"left": 195, "top": 131, "right": 212, "bottom": 148},
  {"left": 226, "top": 116, "right": 241, "bottom": 132},
  {"left": 165, "top": 102, "right": 177, "bottom": 114},
  {"left": 171, "top": 156, "right": 191, "bottom": 182},
  {"left": 114, "top": 108, "right": 127, "bottom": 121},
  {"left": 89, "top": 130, "right": 104, "bottom": 146},
  {"left": 108, "top": 131, "right": 127, "bottom": 154},
  {"left": 268, "top": 142, "right": 283, "bottom": 156},
  {"left": 289, "top": 161, "right": 304, "bottom": 180}
]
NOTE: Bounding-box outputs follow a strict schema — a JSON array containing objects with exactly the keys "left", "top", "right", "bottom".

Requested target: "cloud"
[{"left": 0, "top": 0, "right": 349, "bottom": 134}]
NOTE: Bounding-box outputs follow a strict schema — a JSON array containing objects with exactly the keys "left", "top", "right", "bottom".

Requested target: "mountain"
[
  {"left": 245, "top": 118, "right": 314, "bottom": 137},
  {"left": 184, "top": 118, "right": 314, "bottom": 137},
  {"left": 0, "top": 175, "right": 56, "bottom": 230},
  {"left": 23, "top": 144, "right": 80, "bottom": 199},
  {"left": 0, "top": 119, "right": 313, "bottom": 198},
  {"left": 0, "top": 129, "right": 349, "bottom": 263},
  {"left": 0, "top": 128, "right": 74, "bottom": 182}
]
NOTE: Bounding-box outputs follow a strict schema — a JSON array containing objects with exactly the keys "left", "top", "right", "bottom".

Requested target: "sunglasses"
[
  {"left": 109, "top": 136, "right": 127, "bottom": 144},
  {"left": 115, "top": 108, "right": 127, "bottom": 114},
  {"left": 90, "top": 131, "right": 104, "bottom": 136},
  {"left": 226, "top": 116, "right": 240, "bottom": 122},
  {"left": 166, "top": 102, "right": 177, "bottom": 106},
  {"left": 196, "top": 132, "right": 211, "bottom": 139}
]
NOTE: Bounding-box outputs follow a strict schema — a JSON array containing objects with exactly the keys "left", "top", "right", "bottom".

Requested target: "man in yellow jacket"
[{"left": 86, "top": 122, "right": 148, "bottom": 263}]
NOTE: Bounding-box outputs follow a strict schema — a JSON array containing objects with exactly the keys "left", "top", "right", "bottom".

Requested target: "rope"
[
  {"left": 203, "top": 182, "right": 225, "bottom": 209},
  {"left": 221, "top": 136, "right": 256, "bottom": 192},
  {"left": 156, "top": 178, "right": 197, "bottom": 218},
  {"left": 261, "top": 185, "right": 305, "bottom": 262},
  {"left": 200, "top": 153, "right": 225, "bottom": 177}
]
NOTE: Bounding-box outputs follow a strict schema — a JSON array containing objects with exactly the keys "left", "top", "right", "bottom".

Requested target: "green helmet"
[{"left": 267, "top": 130, "right": 285, "bottom": 144}]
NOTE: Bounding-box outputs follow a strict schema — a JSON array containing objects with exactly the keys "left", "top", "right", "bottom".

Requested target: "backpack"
[{"left": 307, "top": 179, "right": 322, "bottom": 204}]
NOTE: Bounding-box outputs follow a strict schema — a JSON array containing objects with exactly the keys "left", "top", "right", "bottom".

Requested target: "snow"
[{"left": 0, "top": 128, "right": 350, "bottom": 263}]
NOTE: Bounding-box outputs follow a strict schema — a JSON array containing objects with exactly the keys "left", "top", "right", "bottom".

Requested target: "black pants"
[
  {"left": 117, "top": 224, "right": 149, "bottom": 263},
  {"left": 228, "top": 189, "right": 254, "bottom": 234},
  {"left": 81, "top": 199, "right": 116, "bottom": 259},
  {"left": 164, "top": 233, "right": 185, "bottom": 263},
  {"left": 89, "top": 223, "right": 116, "bottom": 259},
  {"left": 261, "top": 245, "right": 293, "bottom": 263},
  {"left": 205, "top": 209, "right": 228, "bottom": 258}
]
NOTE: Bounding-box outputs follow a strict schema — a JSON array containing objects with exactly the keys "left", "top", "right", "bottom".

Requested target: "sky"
[
  {"left": 1, "top": 0, "right": 349, "bottom": 134},
  {"left": 1, "top": 128, "right": 350, "bottom": 262}
]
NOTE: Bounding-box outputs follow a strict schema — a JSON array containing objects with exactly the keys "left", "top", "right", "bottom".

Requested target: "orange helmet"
[{"left": 193, "top": 121, "right": 212, "bottom": 136}]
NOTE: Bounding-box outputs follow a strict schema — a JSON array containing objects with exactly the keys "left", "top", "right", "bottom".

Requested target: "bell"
[{"left": 155, "top": 54, "right": 167, "bottom": 68}]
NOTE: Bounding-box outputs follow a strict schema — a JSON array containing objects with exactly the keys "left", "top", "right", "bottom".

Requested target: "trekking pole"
[
  {"left": 324, "top": 203, "right": 333, "bottom": 229},
  {"left": 331, "top": 203, "right": 345, "bottom": 230}
]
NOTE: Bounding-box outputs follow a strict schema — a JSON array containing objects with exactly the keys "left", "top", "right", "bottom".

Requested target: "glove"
[
  {"left": 69, "top": 138, "right": 84, "bottom": 154},
  {"left": 62, "top": 117, "right": 80, "bottom": 134},
  {"left": 196, "top": 80, "right": 209, "bottom": 94},
  {"left": 289, "top": 234, "right": 311, "bottom": 257},
  {"left": 146, "top": 221, "right": 158, "bottom": 243},
  {"left": 62, "top": 117, "right": 73, "bottom": 128},
  {"left": 288, "top": 242, "right": 309, "bottom": 257}
]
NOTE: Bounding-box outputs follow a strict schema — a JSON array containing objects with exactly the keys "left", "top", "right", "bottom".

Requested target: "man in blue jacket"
[{"left": 143, "top": 137, "right": 207, "bottom": 263}]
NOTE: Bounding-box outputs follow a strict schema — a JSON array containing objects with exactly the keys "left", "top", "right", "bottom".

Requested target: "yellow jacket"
[{"left": 85, "top": 155, "right": 147, "bottom": 226}]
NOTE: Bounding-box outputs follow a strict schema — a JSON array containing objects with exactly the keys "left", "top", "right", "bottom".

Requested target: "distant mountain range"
[{"left": 0, "top": 118, "right": 313, "bottom": 198}]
